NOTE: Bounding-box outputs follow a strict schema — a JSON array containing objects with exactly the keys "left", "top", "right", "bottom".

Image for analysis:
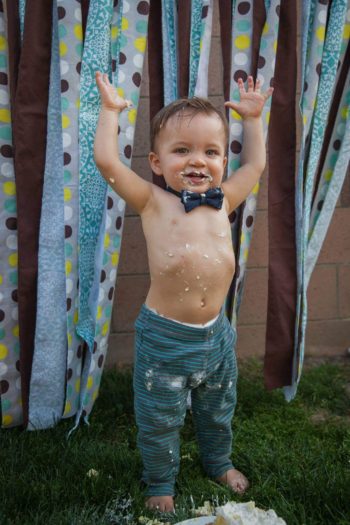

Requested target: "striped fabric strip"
[
  {"left": 162, "top": 0, "right": 178, "bottom": 104},
  {"left": 12, "top": 0, "right": 53, "bottom": 426},
  {"left": 194, "top": 0, "right": 213, "bottom": 98},
  {"left": 288, "top": 1, "right": 348, "bottom": 399},
  {"left": 57, "top": 0, "right": 84, "bottom": 420},
  {"left": 188, "top": 0, "right": 204, "bottom": 98},
  {"left": 264, "top": 0, "right": 297, "bottom": 391},
  {"left": 28, "top": 0, "right": 66, "bottom": 430},
  {"left": 76, "top": 0, "right": 150, "bottom": 424},
  {"left": 0, "top": 1, "right": 22, "bottom": 428}
]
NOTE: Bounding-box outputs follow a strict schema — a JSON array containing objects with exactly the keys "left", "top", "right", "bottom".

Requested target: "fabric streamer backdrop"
[{"left": 0, "top": 1, "right": 349, "bottom": 429}]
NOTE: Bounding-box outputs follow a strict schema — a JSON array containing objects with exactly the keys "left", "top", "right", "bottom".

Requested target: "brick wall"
[{"left": 106, "top": 1, "right": 350, "bottom": 367}]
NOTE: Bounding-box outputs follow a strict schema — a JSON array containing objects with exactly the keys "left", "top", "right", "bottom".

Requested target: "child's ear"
[
  {"left": 223, "top": 156, "right": 228, "bottom": 169},
  {"left": 148, "top": 151, "right": 162, "bottom": 175}
]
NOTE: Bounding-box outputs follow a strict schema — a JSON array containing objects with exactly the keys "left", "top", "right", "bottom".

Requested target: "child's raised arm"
[
  {"left": 94, "top": 71, "right": 153, "bottom": 214},
  {"left": 222, "top": 76, "right": 273, "bottom": 214}
]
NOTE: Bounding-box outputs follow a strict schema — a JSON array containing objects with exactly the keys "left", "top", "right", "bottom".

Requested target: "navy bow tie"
[{"left": 166, "top": 186, "right": 224, "bottom": 213}]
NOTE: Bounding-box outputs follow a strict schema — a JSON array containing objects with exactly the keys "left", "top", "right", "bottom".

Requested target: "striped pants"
[{"left": 134, "top": 304, "right": 238, "bottom": 497}]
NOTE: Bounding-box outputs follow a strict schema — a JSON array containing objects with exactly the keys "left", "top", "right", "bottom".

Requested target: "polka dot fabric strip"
[
  {"left": 0, "top": 8, "right": 22, "bottom": 429},
  {"left": 226, "top": 0, "right": 254, "bottom": 268},
  {"left": 228, "top": 0, "right": 280, "bottom": 324},
  {"left": 78, "top": 0, "right": 150, "bottom": 424},
  {"left": 57, "top": 0, "right": 84, "bottom": 420}
]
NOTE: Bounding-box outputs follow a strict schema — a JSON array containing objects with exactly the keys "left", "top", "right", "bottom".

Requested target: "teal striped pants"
[{"left": 134, "top": 304, "right": 238, "bottom": 497}]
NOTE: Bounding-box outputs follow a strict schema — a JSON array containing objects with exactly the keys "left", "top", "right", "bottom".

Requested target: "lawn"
[{"left": 0, "top": 359, "right": 349, "bottom": 525}]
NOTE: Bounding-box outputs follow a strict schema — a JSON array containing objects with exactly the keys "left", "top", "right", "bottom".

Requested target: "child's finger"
[
  {"left": 237, "top": 77, "right": 245, "bottom": 94},
  {"left": 224, "top": 101, "right": 240, "bottom": 112},
  {"left": 255, "top": 78, "right": 261, "bottom": 93},
  {"left": 263, "top": 86, "right": 274, "bottom": 100},
  {"left": 247, "top": 75, "right": 254, "bottom": 92}
]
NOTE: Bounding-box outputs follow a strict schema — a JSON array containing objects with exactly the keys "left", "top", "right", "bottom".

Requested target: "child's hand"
[
  {"left": 95, "top": 71, "right": 132, "bottom": 113},
  {"left": 225, "top": 76, "right": 273, "bottom": 119}
]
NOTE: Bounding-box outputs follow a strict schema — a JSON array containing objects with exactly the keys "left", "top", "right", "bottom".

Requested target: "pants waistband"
[
  {"left": 145, "top": 304, "right": 219, "bottom": 328},
  {"left": 136, "top": 303, "right": 228, "bottom": 342}
]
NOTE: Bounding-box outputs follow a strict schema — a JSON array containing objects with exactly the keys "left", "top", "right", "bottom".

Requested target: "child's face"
[{"left": 149, "top": 112, "right": 227, "bottom": 193}]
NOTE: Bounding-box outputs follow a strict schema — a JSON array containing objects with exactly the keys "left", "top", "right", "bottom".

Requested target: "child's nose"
[{"left": 189, "top": 153, "right": 206, "bottom": 166}]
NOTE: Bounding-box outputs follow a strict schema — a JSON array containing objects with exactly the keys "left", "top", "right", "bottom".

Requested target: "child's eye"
[
  {"left": 206, "top": 149, "right": 219, "bottom": 156},
  {"left": 174, "top": 147, "right": 189, "bottom": 154}
]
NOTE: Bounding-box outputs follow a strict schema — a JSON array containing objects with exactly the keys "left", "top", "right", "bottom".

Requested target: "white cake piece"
[{"left": 215, "top": 501, "right": 287, "bottom": 525}]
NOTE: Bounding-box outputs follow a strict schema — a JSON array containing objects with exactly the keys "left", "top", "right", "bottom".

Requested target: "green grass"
[{"left": 0, "top": 360, "right": 349, "bottom": 525}]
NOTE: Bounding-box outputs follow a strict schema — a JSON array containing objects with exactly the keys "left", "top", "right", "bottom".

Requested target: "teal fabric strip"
[
  {"left": 287, "top": 0, "right": 314, "bottom": 401},
  {"left": 194, "top": 0, "right": 213, "bottom": 98},
  {"left": 19, "top": 0, "right": 26, "bottom": 39},
  {"left": 87, "top": 2, "right": 122, "bottom": 331},
  {"left": 162, "top": 0, "right": 178, "bottom": 104},
  {"left": 232, "top": 0, "right": 279, "bottom": 319},
  {"left": 77, "top": 0, "right": 113, "bottom": 352},
  {"left": 57, "top": 0, "right": 84, "bottom": 421},
  {"left": 76, "top": 0, "right": 150, "bottom": 424},
  {"left": 0, "top": 7, "right": 22, "bottom": 428},
  {"left": 305, "top": 78, "right": 350, "bottom": 287},
  {"left": 73, "top": 0, "right": 123, "bottom": 430},
  {"left": 28, "top": 0, "right": 66, "bottom": 430},
  {"left": 188, "top": 0, "right": 204, "bottom": 97},
  {"left": 288, "top": 1, "right": 348, "bottom": 399}
]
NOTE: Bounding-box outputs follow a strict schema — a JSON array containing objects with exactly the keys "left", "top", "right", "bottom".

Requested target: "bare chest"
[{"left": 143, "top": 202, "right": 235, "bottom": 278}]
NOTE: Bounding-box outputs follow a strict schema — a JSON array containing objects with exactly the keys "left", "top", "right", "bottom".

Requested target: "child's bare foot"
[
  {"left": 145, "top": 495, "right": 174, "bottom": 513},
  {"left": 216, "top": 468, "right": 249, "bottom": 494}
]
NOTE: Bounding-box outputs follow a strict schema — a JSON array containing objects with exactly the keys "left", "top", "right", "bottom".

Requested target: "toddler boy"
[{"left": 94, "top": 72, "right": 273, "bottom": 512}]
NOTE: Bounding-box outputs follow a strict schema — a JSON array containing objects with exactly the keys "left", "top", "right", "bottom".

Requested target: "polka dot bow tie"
[{"left": 166, "top": 186, "right": 224, "bottom": 213}]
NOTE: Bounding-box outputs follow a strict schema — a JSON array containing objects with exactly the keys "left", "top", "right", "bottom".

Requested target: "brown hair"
[{"left": 150, "top": 97, "right": 229, "bottom": 151}]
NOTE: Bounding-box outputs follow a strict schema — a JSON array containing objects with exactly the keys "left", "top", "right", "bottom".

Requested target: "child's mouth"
[{"left": 180, "top": 170, "right": 213, "bottom": 186}]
